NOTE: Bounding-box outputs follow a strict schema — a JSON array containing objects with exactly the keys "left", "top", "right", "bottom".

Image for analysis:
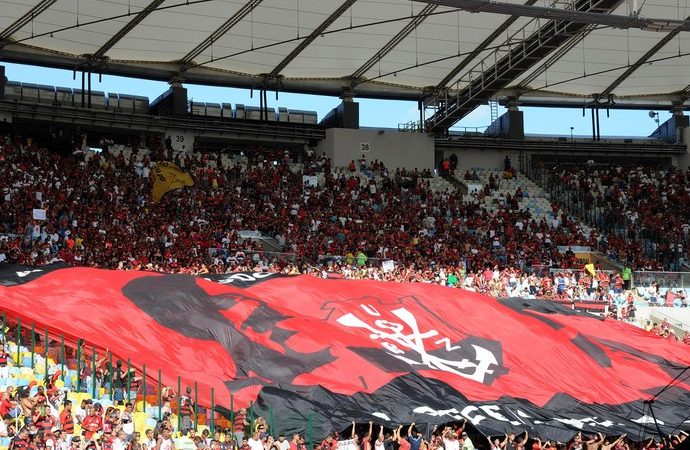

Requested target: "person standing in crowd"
[
  {"left": 247, "top": 432, "right": 263, "bottom": 450},
  {"left": 394, "top": 426, "right": 410, "bottom": 450},
  {"left": 128, "top": 432, "right": 143, "bottom": 450},
  {"left": 82, "top": 406, "right": 103, "bottom": 441},
  {"left": 60, "top": 400, "right": 75, "bottom": 441},
  {"left": 460, "top": 433, "right": 473, "bottom": 450},
  {"left": 9, "top": 427, "right": 30, "bottom": 450},
  {"left": 233, "top": 408, "right": 248, "bottom": 444},
  {"left": 143, "top": 430, "right": 157, "bottom": 450},
  {"left": 407, "top": 424, "right": 422, "bottom": 450},
  {"left": 0, "top": 343, "right": 10, "bottom": 379},
  {"left": 121, "top": 403, "right": 134, "bottom": 441},
  {"left": 621, "top": 267, "right": 632, "bottom": 291},
  {"left": 179, "top": 387, "right": 194, "bottom": 433},
  {"left": 156, "top": 427, "right": 174, "bottom": 450},
  {"left": 374, "top": 425, "right": 385, "bottom": 450},
  {"left": 276, "top": 435, "right": 289, "bottom": 450}
]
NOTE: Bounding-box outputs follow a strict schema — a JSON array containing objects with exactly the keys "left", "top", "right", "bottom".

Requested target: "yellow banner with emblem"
[{"left": 152, "top": 162, "right": 194, "bottom": 203}]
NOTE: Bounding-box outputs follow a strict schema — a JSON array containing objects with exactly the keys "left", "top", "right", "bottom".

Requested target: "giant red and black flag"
[{"left": 1, "top": 264, "right": 688, "bottom": 440}]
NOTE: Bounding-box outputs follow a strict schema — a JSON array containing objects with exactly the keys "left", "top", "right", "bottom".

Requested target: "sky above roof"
[{"left": 3, "top": 62, "right": 674, "bottom": 137}]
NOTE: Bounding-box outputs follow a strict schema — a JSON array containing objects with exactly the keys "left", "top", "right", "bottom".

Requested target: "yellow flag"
[
  {"left": 152, "top": 162, "right": 194, "bottom": 203},
  {"left": 584, "top": 263, "right": 596, "bottom": 277}
]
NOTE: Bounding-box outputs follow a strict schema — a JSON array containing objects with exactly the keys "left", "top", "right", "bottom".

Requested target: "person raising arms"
[{"left": 361, "top": 422, "right": 373, "bottom": 450}]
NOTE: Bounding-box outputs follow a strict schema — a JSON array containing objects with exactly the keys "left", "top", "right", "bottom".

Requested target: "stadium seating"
[
  {"left": 0, "top": 329, "right": 219, "bottom": 450},
  {"left": 543, "top": 165, "right": 689, "bottom": 271},
  {"left": 1, "top": 126, "right": 689, "bottom": 322}
]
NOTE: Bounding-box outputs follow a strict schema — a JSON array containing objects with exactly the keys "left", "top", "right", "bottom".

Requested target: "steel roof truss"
[
  {"left": 0, "top": 0, "right": 58, "bottom": 42},
  {"left": 91, "top": 0, "right": 166, "bottom": 61},
  {"left": 180, "top": 0, "right": 264, "bottom": 65},
  {"left": 268, "top": 0, "right": 358, "bottom": 79}
]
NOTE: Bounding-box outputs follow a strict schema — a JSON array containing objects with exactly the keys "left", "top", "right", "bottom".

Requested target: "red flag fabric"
[{"left": 1, "top": 264, "right": 689, "bottom": 440}]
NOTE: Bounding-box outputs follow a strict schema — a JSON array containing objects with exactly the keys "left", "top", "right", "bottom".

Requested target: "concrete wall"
[
  {"left": 317, "top": 128, "right": 435, "bottom": 170},
  {"left": 673, "top": 127, "right": 690, "bottom": 169},
  {"left": 636, "top": 306, "right": 690, "bottom": 333},
  {"left": 438, "top": 147, "right": 520, "bottom": 171}
]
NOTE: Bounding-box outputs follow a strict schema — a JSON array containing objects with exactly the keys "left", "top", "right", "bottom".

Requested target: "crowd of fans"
[
  {"left": 0, "top": 129, "right": 609, "bottom": 274},
  {"left": 1, "top": 378, "right": 689, "bottom": 450},
  {"left": 1, "top": 366, "right": 689, "bottom": 450},
  {"left": 542, "top": 164, "right": 690, "bottom": 271},
  {"left": 1, "top": 130, "right": 689, "bottom": 332},
  {"left": 0, "top": 127, "right": 689, "bottom": 450}
]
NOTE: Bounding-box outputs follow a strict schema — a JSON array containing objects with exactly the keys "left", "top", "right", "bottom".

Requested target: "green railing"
[{"left": 0, "top": 310, "right": 319, "bottom": 446}]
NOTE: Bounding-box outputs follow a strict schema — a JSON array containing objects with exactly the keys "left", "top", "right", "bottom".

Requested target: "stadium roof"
[{"left": 1, "top": 0, "right": 690, "bottom": 125}]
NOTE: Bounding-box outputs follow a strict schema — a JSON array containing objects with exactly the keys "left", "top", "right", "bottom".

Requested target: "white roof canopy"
[{"left": 1, "top": 0, "right": 689, "bottom": 125}]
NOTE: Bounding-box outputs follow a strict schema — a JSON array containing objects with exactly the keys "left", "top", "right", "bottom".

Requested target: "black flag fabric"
[{"left": 0, "top": 264, "right": 688, "bottom": 441}]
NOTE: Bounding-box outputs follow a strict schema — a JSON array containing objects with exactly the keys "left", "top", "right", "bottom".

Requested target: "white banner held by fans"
[
  {"left": 302, "top": 175, "right": 318, "bottom": 188},
  {"left": 33, "top": 209, "right": 47, "bottom": 220},
  {"left": 35, "top": 192, "right": 43, "bottom": 201},
  {"left": 337, "top": 439, "right": 356, "bottom": 450},
  {"left": 238, "top": 230, "right": 262, "bottom": 239},
  {"left": 467, "top": 183, "right": 483, "bottom": 194},
  {"left": 381, "top": 260, "right": 395, "bottom": 272}
]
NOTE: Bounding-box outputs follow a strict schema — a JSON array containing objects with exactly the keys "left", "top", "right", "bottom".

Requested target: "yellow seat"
[
  {"left": 76, "top": 392, "right": 91, "bottom": 405},
  {"left": 67, "top": 392, "right": 79, "bottom": 404},
  {"left": 134, "top": 413, "right": 149, "bottom": 434}
]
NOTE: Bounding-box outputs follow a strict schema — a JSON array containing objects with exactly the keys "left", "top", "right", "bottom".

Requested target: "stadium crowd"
[
  {"left": 1, "top": 356, "right": 688, "bottom": 450},
  {"left": 1, "top": 129, "right": 689, "bottom": 450},
  {"left": 1, "top": 131, "right": 690, "bottom": 314},
  {"left": 543, "top": 164, "right": 690, "bottom": 271},
  {"left": 1, "top": 375, "right": 688, "bottom": 450},
  {"left": 0, "top": 130, "right": 624, "bottom": 275}
]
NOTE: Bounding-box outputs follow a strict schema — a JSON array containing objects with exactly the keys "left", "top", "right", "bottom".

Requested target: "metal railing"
[
  {"left": 633, "top": 271, "right": 690, "bottom": 289},
  {"left": 0, "top": 312, "right": 318, "bottom": 444},
  {"left": 207, "top": 248, "right": 386, "bottom": 269}
]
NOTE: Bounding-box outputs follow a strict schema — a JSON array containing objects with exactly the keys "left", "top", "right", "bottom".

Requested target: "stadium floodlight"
[{"left": 649, "top": 111, "right": 660, "bottom": 125}]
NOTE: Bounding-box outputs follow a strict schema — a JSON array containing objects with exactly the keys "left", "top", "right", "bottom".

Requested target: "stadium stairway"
[
  {"left": 455, "top": 168, "right": 594, "bottom": 238},
  {"left": 441, "top": 174, "right": 467, "bottom": 194}
]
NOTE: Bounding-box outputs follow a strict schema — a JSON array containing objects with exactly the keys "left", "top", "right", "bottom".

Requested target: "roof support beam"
[
  {"left": 91, "top": 0, "right": 166, "bottom": 60},
  {"left": 424, "top": 0, "right": 625, "bottom": 131},
  {"left": 351, "top": 3, "right": 438, "bottom": 80},
  {"left": 517, "top": 24, "right": 596, "bottom": 89},
  {"left": 599, "top": 17, "right": 690, "bottom": 97},
  {"left": 181, "top": 0, "right": 263, "bottom": 65},
  {"left": 434, "top": 0, "right": 538, "bottom": 90},
  {"left": 417, "top": 0, "right": 690, "bottom": 31},
  {"left": 268, "top": 0, "right": 357, "bottom": 78},
  {"left": 0, "top": 0, "right": 57, "bottom": 42}
]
